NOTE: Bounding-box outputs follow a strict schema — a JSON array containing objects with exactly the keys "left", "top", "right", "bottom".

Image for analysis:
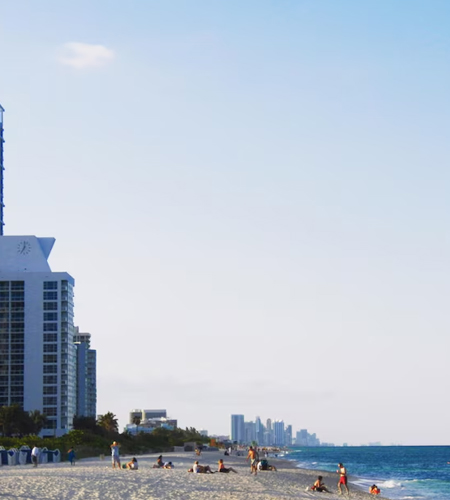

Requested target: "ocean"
[{"left": 284, "top": 446, "right": 450, "bottom": 500}]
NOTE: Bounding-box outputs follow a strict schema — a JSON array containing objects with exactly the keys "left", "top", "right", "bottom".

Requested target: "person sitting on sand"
[
  {"left": 163, "top": 461, "right": 174, "bottom": 469},
  {"left": 369, "top": 484, "right": 381, "bottom": 495},
  {"left": 258, "top": 459, "right": 277, "bottom": 471},
  {"left": 189, "top": 460, "right": 214, "bottom": 473},
  {"left": 218, "top": 459, "right": 238, "bottom": 473},
  {"left": 126, "top": 457, "right": 138, "bottom": 470},
  {"left": 311, "top": 475, "right": 330, "bottom": 492},
  {"left": 153, "top": 455, "right": 164, "bottom": 468}
]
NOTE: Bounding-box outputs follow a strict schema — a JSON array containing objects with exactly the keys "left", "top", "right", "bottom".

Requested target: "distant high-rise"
[
  {"left": 255, "top": 416, "right": 265, "bottom": 445},
  {"left": 284, "top": 424, "right": 292, "bottom": 447},
  {"left": 273, "top": 420, "right": 285, "bottom": 446},
  {"left": 74, "top": 328, "right": 97, "bottom": 418},
  {"left": 231, "top": 414, "right": 245, "bottom": 443}
]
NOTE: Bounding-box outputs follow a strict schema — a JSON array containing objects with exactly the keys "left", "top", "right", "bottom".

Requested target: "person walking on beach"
[
  {"left": 31, "top": 446, "right": 40, "bottom": 467},
  {"left": 337, "top": 463, "right": 350, "bottom": 495},
  {"left": 110, "top": 441, "right": 121, "bottom": 469},
  {"left": 247, "top": 446, "right": 258, "bottom": 475}
]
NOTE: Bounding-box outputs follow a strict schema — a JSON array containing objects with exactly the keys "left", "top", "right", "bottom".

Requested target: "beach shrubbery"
[{"left": 0, "top": 409, "right": 208, "bottom": 460}]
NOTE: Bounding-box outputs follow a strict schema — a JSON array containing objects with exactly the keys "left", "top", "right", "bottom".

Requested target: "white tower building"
[{"left": 0, "top": 235, "right": 76, "bottom": 436}]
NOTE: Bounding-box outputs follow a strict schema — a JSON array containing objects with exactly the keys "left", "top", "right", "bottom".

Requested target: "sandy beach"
[{"left": 0, "top": 451, "right": 388, "bottom": 499}]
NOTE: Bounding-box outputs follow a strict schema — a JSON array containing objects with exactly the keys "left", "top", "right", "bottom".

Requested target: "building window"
[
  {"left": 43, "top": 355, "right": 57, "bottom": 363},
  {"left": 44, "top": 344, "right": 57, "bottom": 353},
  {"left": 43, "top": 292, "right": 58, "bottom": 300},
  {"left": 43, "top": 375, "right": 57, "bottom": 384},
  {"left": 44, "top": 302, "right": 58, "bottom": 311},
  {"left": 11, "top": 282, "right": 24, "bottom": 291},
  {"left": 44, "top": 282, "right": 58, "bottom": 290},
  {"left": 43, "top": 396, "right": 57, "bottom": 405},
  {"left": 44, "top": 323, "right": 58, "bottom": 332},
  {"left": 44, "top": 333, "right": 57, "bottom": 342},
  {"left": 43, "top": 407, "right": 57, "bottom": 417},
  {"left": 44, "top": 312, "right": 58, "bottom": 321},
  {"left": 43, "top": 365, "right": 57, "bottom": 374},
  {"left": 43, "top": 386, "right": 57, "bottom": 395}
]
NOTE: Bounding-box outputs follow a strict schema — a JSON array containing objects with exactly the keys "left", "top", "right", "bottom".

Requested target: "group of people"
[
  {"left": 308, "top": 463, "right": 351, "bottom": 495},
  {"left": 308, "top": 463, "right": 381, "bottom": 496},
  {"left": 187, "top": 458, "right": 238, "bottom": 474},
  {"left": 246, "top": 446, "right": 277, "bottom": 475}
]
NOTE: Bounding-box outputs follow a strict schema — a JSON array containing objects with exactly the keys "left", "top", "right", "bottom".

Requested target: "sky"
[{"left": 0, "top": 0, "right": 449, "bottom": 446}]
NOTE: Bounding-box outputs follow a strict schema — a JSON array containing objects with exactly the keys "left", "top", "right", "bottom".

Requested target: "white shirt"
[{"left": 31, "top": 447, "right": 39, "bottom": 457}]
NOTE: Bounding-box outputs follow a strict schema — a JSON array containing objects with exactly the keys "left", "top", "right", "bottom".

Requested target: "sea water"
[{"left": 285, "top": 446, "right": 450, "bottom": 500}]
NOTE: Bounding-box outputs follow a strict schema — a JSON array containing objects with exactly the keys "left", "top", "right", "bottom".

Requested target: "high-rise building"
[
  {"left": 273, "top": 420, "right": 285, "bottom": 446},
  {"left": 73, "top": 328, "right": 97, "bottom": 418},
  {"left": 255, "top": 416, "right": 265, "bottom": 445},
  {"left": 231, "top": 414, "right": 245, "bottom": 443},
  {"left": 0, "top": 236, "right": 76, "bottom": 436},
  {"left": 244, "top": 421, "right": 256, "bottom": 443},
  {"left": 284, "top": 424, "right": 292, "bottom": 447}
]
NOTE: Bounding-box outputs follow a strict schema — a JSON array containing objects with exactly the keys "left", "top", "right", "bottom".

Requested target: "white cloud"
[{"left": 58, "top": 42, "right": 115, "bottom": 69}]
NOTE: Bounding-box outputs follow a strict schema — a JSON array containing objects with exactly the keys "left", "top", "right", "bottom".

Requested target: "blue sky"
[{"left": 1, "top": 0, "right": 449, "bottom": 445}]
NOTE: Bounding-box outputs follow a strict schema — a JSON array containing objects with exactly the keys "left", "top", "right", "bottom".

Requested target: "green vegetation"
[{"left": 0, "top": 408, "right": 208, "bottom": 461}]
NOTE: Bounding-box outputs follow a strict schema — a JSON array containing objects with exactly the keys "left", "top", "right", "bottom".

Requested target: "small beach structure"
[
  {"left": 19, "top": 446, "right": 31, "bottom": 465},
  {"left": 7, "top": 448, "right": 19, "bottom": 466}
]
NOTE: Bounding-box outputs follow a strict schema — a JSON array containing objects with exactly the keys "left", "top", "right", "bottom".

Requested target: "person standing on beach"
[
  {"left": 247, "top": 446, "right": 258, "bottom": 475},
  {"left": 31, "top": 446, "right": 40, "bottom": 467},
  {"left": 337, "top": 462, "right": 350, "bottom": 495},
  {"left": 110, "top": 441, "right": 121, "bottom": 469}
]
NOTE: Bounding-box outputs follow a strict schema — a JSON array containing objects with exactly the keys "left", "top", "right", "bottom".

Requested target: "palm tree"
[
  {"left": 29, "top": 410, "right": 47, "bottom": 435},
  {"left": 97, "top": 412, "right": 119, "bottom": 433}
]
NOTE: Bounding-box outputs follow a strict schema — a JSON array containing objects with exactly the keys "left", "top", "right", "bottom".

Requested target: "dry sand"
[{"left": 0, "top": 451, "right": 388, "bottom": 499}]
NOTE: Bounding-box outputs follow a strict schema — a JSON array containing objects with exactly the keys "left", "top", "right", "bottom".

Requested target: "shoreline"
[{"left": 0, "top": 449, "right": 388, "bottom": 499}]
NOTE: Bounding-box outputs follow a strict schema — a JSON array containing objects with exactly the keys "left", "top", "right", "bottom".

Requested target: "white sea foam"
[{"left": 381, "top": 479, "right": 403, "bottom": 488}]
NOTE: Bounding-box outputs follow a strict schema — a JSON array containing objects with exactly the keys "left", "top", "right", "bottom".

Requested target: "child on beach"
[
  {"left": 153, "top": 455, "right": 164, "bottom": 468},
  {"left": 369, "top": 484, "right": 381, "bottom": 494},
  {"left": 126, "top": 457, "right": 138, "bottom": 470},
  {"left": 67, "top": 448, "right": 76, "bottom": 466},
  {"left": 310, "top": 475, "right": 330, "bottom": 493},
  {"left": 110, "top": 442, "right": 121, "bottom": 470},
  {"left": 218, "top": 459, "right": 238, "bottom": 473},
  {"left": 163, "top": 461, "right": 174, "bottom": 469}
]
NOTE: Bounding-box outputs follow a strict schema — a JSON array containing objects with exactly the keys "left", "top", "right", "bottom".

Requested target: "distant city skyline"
[{"left": 231, "top": 414, "right": 327, "bottom": 447}]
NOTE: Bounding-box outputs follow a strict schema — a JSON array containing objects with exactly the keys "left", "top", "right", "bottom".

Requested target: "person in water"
[
  {"left": 337, "top": 463, "right": 350, "bottom": 495},
  {"left": 311, "top": 475, "right": 330, "bottom": 492}
]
